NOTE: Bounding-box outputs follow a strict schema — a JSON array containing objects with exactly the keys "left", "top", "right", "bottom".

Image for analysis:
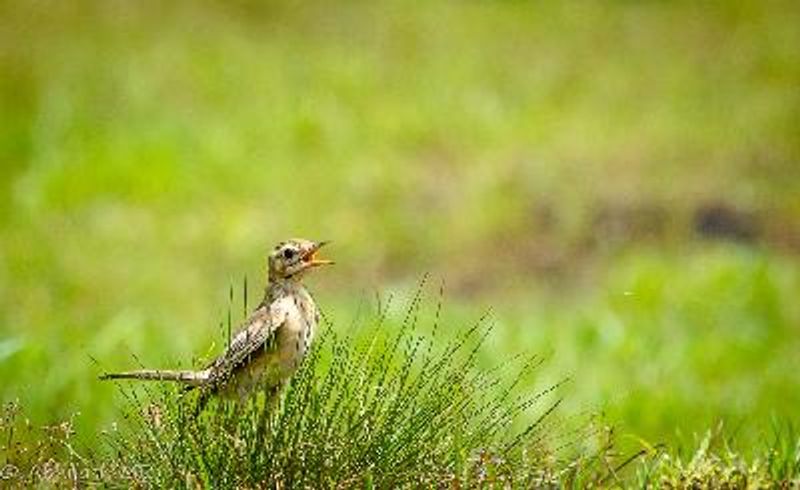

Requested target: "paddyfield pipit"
[{"left": 100, "top": 239, "right": 333, "bottom": 407}]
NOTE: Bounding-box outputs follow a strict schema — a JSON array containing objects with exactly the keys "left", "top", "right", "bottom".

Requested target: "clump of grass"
[
  {"left": 100, "top": 287, "right": 598, "bottom": 487},
  {"left": 635, "top": 424, "right": 800, "bottom": 489}
]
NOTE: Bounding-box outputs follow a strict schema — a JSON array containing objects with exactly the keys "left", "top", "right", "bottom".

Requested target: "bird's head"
[{"left": 268, "top": 239, "right": 334, "bottom": 282}]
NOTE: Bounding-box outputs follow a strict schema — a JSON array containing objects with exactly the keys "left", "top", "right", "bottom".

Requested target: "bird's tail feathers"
[{"left": 99, "top": 369, "right": 209, "bottom": 386}]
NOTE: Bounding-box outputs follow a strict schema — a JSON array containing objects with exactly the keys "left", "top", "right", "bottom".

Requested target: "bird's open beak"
[{"left": 304, "top": 241, "right": 334, "bottom": 267}]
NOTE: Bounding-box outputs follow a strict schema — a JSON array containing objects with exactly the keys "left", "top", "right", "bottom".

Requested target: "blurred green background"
[{"left": 1, "top": 0, "right": 799, "bottom": 452}]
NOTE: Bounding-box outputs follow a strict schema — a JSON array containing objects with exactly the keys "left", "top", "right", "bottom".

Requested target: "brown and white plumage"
[{"left": 100, "top": 239, "right": 333, "bottom": 405}]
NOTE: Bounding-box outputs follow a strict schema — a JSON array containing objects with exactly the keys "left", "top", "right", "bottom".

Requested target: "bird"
[{"left": 100, "top": 238, "right": 333, "bottom": 408}]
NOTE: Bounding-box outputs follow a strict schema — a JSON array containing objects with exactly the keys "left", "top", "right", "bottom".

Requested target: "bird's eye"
[{"left": 283, "top": 248, "right": 296, "bottom": 260}]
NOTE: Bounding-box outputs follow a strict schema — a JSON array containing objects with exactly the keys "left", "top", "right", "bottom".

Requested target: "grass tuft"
[
  {"left": 106, "top": 291, "right": 574, "bottom": 487},
  {"left": 634, "top": 424, "right": 800, "bottom": 489}
]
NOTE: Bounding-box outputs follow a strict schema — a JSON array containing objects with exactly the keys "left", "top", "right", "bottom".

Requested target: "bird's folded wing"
[{"left": 206, "top": 300, "right": 289, "bottom": 386}]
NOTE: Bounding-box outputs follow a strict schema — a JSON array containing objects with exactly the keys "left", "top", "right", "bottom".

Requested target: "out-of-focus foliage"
[{"left": 2, "top": 1, "right": 798, "bottom": 283}]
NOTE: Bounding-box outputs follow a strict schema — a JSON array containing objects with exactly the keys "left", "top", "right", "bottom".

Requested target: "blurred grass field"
[{"left": 1, "top": 0, "right": 799, "bottom": 461}]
